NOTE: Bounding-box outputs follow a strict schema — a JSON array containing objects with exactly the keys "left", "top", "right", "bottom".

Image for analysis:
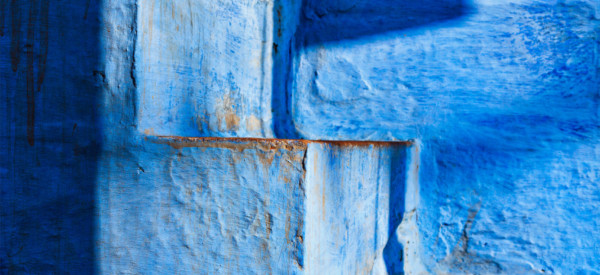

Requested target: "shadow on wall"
[
  {"left": 382, "top": 147, "right": 409, "bottom": 274},
  {"left": 1, "top": 0, "right": 102, "bottom": 273},
  {"left": 272, "top": 0, "right": 468, "bottom": 138},
  {"left": 298, "top": 0, "right": 467, "bottom": 46},
  {"left": 271, "top": 0, "right": 468, "bottom": 273}
]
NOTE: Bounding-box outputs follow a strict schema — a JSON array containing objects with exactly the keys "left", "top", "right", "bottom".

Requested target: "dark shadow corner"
[
  {"left": 298, "top": 0, "right": 469, "bottom": 47},
  {"left": 382, "top": 146, "right": 408, "bottom": 274},
  {"left": 271, "top": 0, "right": 470, "bottom": 138},
  {"left": 1, "top": 0, "right": 103, "bottom": 273}
]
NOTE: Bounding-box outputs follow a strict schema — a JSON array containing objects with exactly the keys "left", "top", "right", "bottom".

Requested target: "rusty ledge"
[{"left": 147, "top": 135, "right": 413, "bottom": 149}]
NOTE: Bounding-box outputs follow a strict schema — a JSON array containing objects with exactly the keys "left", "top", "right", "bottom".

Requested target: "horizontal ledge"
[{"left": 147, "top": 135, "right": 413, "bottom": 150}]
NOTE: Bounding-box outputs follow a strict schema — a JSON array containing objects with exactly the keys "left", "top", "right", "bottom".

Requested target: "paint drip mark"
[
  {"left": 37, "top": 0, "right": 49, "bottom": 92},
  {"left": 84, "top": 0, "right": 91, "bottom": 20},
  {"left": 0, "top": 0, "right": 7, "bottom": 36},
  {"left": 25, "top": 1, "right": 37, "bottom": 146},
  {"left": 10, "top": 0, "right": 21, "bottom": 72}
]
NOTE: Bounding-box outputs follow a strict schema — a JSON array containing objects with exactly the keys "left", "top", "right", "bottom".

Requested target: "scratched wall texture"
[{"left": 1, "top": 0, "right": 600, "bottom": 274}]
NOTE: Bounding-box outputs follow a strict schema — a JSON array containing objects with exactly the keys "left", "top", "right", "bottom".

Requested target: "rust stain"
[
  {"left": 296, "top": 218, "right": 303, "bottom": 244},
  {"left": 149, "top": 136, "right": 308, "bottom": 152},
  {"left": 150, "top": 135, "right": 410, "bottom": 148},
  {"left": 257, "top": 149, "right": 276, "bottom": 169},
  {"left": 0, "top": 0, "right": 6, "bottom": 36},
  {"left": 259, "top": 240, "right": 272, "bottom": 274},
  {"left": 265, "top": 212, "right": 272, "bottom": 239},
  {"left": 25, "top": 1, "right": 36, "bottom": 146},
  {"left": 284, "top": 210, "right": 291, "bottom": 243},
  {"left": 147, "top": 0, "right": 155, "bottom": 45},
  {"left": 10, "top": 0, "right": 21, "bottom": 72},
  {"left": 225, "top": 113, "right": 240, "bottom": 130},
  {"left": 37, "top": 0, "right": 48, "bottom": 92},
  {"left": 276, "top": 6, "right": 282, "bottom": 38},
  {"left": 143, "top": 128, "right": 155, "bottom": 135},
  {"left": 217, "top": 92, "right": 241, "bottom": 131},
  {"left": 84, "top": 0, "right": 91, "bottom": 20}
]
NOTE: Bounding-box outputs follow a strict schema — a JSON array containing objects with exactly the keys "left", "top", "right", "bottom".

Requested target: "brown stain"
[
  {"left": 440, "top": 201, "right": 501, "bottom": 273},
  {"left": 0, "top": 0, "right": 6, "bottom": 36},
  {"left": 149, "top": 136, "right": 309, "bottom": 153},
  {"left": 257, "top": 149, "right": 276, "bottom": 168},
  {"left": 147, "top": 0, "right": 155, "bottom": 45},
  {"left": 150, "top": 135, "right": 411, "bottom": 149},
  {"left": 276, "top": 6, "right": 282, "bottom": 38},
  {"left": 264, "top": 212, "right": 273, "bottom": 239},
  {"left": 216, "top": 92, "right": 242, "bottom": 132},
  {"left": 83, "top": 0, "right": 91, "bottom": 20},
  {"left": 25, "top": 1, "right": 36, "bottom": 146},
  {"left": 225, "top": 113, "right": 240, "bottom": 130},
  {"left": 284, "top": 211, "right": 291, "bottom": 243},
  {"left": 458, "top": 201, "right": 482, "bottom": 254},
  {"left": 10, "top": 0, "right": 21, "bottom": 72},
  {"left": 259, "top": 240, "right": 272, "bottom": 274},
  {"left": 296, "top": 218, "right": 303, "bottom": 244},
  {"left": 37, "top": 0, "right": 48, "bottom": 92}
]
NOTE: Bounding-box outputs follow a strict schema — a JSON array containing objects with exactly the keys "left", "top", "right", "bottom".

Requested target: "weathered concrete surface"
[
  {"left": 98, "top": 136, "right": 414, "bottom": 274},
  {"left": 136, "top": 0, "right": 304, "bottom": 139},
  {"left": 304, "top": 142, "right": 419, "bottom": 274},
  {"left": 136, "top": 0, "right": 288, "bottom": 138},
  {"left": 2, "top": 0, "right": 599, "bottom": 274},
  {"left": 98, "top": 137, "right": 307, "bottom": 274},
  {"left": 289, "top": 0, "right": 600, "bottom": 273}
]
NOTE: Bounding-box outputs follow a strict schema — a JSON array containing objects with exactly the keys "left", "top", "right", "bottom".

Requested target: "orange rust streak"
[{"left": 149, "top": 135, "right": 413, "bottom": 149}]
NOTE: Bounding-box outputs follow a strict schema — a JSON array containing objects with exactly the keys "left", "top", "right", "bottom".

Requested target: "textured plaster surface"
[
  {"left": 96, "top": 137, "right": 412, "bottom": 274},
  {"left": 98, "top": 137, "right": 308, "bottom": 274},
  {"left": 304, "top": 142, "right": 411, "bottom": 274},
  {"left": 1, "top": 0, "right": 600, "bottom": 274},
  {"left": 136, "top": 0, "right": 278, "bottom": 138},
  {"left": 290, "top": 0, "right": 600, "bottom": 273}
]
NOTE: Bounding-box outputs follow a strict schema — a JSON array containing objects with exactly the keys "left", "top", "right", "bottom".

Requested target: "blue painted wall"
[
  {"left": 289, "top": 0, "right": 600, "bottom": 273},
  {"left": 1, "top": 0, "right": 102, "bottom": 273},
  {"left": 1, "top": 0, "right": 599, "bottom": 274}
]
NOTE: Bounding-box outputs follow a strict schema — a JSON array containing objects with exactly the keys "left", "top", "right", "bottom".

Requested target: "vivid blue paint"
[
  {"left": 2, "top": 0, "right": 599, "bottom": 274},
  {"left": 1, "top": 1, "right": 102, "bottom": 273},
  {"left": 289, "top": 0, "right": 600, "bottom": 273}
]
